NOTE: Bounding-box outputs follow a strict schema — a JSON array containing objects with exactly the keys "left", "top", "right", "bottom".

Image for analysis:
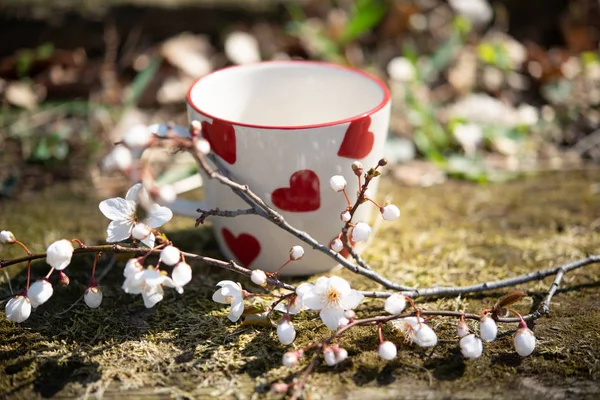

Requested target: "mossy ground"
[{"left": 1, "top": 170, "right": 599, "bottom": 399}]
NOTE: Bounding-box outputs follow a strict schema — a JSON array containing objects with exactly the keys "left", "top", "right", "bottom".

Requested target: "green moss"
[{"left": 1, "top": 170, "right": 599, "bottom": 398}]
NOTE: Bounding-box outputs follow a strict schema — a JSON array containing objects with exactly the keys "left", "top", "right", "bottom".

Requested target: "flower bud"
[
  {"left": 329, "top": 175, "right": 347, "bottom": 192},
  {"left": 172, "top": 262, "right": 192, "bottom": 293},
  {"left": 330, "top": 238, "right": 344, "bottom": 253},
  {"left": 58, "top": 271, "right": 70, "bottom": 287},
  {"left": 289, "top": 245, "right": 304, "bottom": 261},
  {"left": 381, "top": 204, "right": 401, "bottom": 221},
  {"left": 282, "top": 351, "right": 299, "bottom": 367},
  {"left": 0, "top": 230, "right": 16, "bottom": 244},
  {"left": 27, "top": 280, "right": 54, "bottom": 308},
  {"left": 479, "top": 315, "right": 498, "bottom": 342},
  {"left": 46, "top": 239, "right": 74, "bottom": 270},
  {"left": 343, "top": 309, "right": 356, "bottom": 321},
  {"left": 460, "top": 334, "right": 483, "bottom": 359},
  {"left": 190, "top": 120, "right": 202, "bottom": 132},
  {"left": 334, "top": 347, "right": 348, "bottom": 363},
  {"left": 195, "top": 138, "right": 211, "bottom": 155},
  {"left": 5, "top": 295, "right": 31, "bottom": 323},
  {"left": 351, "top": 161, "right": 363, "bottom": 176},
  {"left": 124, "top": 258, "right": 143, "bottom": 278},
  {"left": 351, "top": 222, "right": 372, "bottom": 242},
  {"left": 457, "top": 320, "right": 469, "bottom": 338},
  {"left": 384, "top": 293, "right": 406, "bottom": 315},
  {"left": 414, "top": 324, "right": 438, "bottom": 347},
  {"left": 132, "top": 223, "right": 152, "bottom": 240},
  {"left": 514, "top": 321, "right": 536, "bottom": 357},
  {"left": 251, "top": 269, "right": 267, "bottom": 287},
  {"left": 378, "top": 158, "right": 388, "bottom": 167},
  {"left": 84, "top": 286, "right": 103, "bottom": 309},
  {"left": 323, "top": 347, "right": 337, "bottom": 366},
  {"left": 378, "top": 341, "right": 397, "bottom": 360},
  {"left": 122, "top": 124, "right": 153, "bottom": 149},
  {"left": 277, "top": 319, "right": 296, "bottom": 345},
  {"left": 340, "top": 211, "right": 351, "bottom": 222},
  {"left": 270, "top": 382, "right": 289, "bottom": 394},
  {"left": 160, "top": 245, "right": 181, "bottom": 266}
]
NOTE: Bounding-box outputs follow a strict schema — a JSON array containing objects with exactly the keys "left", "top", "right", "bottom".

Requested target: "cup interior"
[{"left": 188, "top": 61, "right": 388, "bottom": 128}]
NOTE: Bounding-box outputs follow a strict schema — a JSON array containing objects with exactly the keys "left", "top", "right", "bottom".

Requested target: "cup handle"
[{"left": 145, "top": 123, "right": 207, "bottom": 218}]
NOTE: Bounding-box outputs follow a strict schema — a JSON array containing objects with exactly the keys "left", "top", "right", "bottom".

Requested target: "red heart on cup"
[
  {"left": 337, "top": 116, "right": 374, "bottom": 159},
  {"left": 201, "top": 119, "right": 236, "bottom": 164},
  {"left": 222, "top": 228, "right": 261, "bottom": 267},
  {"left": 271, "top": 170, "right": 320, "bottom": 212}
]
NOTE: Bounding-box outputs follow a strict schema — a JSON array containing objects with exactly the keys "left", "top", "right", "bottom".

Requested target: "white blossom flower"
[
  {"left": 138, "top": 268, "right": 176, "bottom": 308},
  {"left": 460, "top": 334, "right": 483, "bottom": 359},
  {"left": 384, "top": 293, "right": 406, "bottom": 315},
  {"left": 122, "top": 258, "right": 144, "bottom": 293},
  {"left": 457, "top": 320, "right": 470, "bottom": 338},
  {"left": 122, "top": 124, "right": 153, "bottom": 149},
  {"left": 103, "top": 145, "right": 133, "bottom": 171},
  {"left": 99, "top": 183, "right": 172, "bottom": 248},
  {"left": 330, "top": 238, "right": 344, "bottom": 253},
  {"left": 84, "top": 287, "right": 103, "bottom": 308},
  {"left": 46, "top": 239, "right": 74, "bottom": 270},
  {"left": 387, "top": 57, "right": 416, "bottom": 82},
  {"left": 172, "top": 262, "right": 192, "bottom": 293},
  {"left": 329, "top": 175, "right": 347, "bottom": 192},
  {"left": 323, "top": 347, "right": 337, "bottom": 366},
  {"left": 296, "top": 276, "right": 363, "bottom": 330},
  {"left": 160, "top": 245, "right": 181, "bottom": 266},
  {"left": 378, "top": 341, "right": 397, "bottom": 360},
  {"left": 5, "top": 295, "right": 31, "bottom": 323},
  {"left": 514, "top": 325, "right": 536, "bottom": 357},
  {"left": 392, "top": 316, "right": 424, "bottom": 336},
  {"left": 195, "top": 138, "right": 211, "bottom": 154},
  {"left": 340, "top": 211, "right": 351, "bottom": 222},
  {"left": 0, "top": 230, "right": 16, "bottom": 244},
  {"left": 289, "top": 245, "right": 305, "bottom": 260},
  {"left": 381, "top": 204, "right": 400, "bottom": 221},
  {"left": 27, "top": 280, "right": 53, "bottom": 308},
  {"left": 277, "top": 319, "right": 296, "bottom": 345},
  {"left": 351, "top": 222, "right": 372, "bottom": 242},
  {"left": 131, "top": 223, "right": 152, "bottom": 241},
  {"left": 251, "top": 269, "right": 267, "bottom": 287},
  {"left": 479, "top": 315, "right": 498, "bottom": 342},
  {"left": 212, "top": 280, "right": 245, "bottom": 322}
]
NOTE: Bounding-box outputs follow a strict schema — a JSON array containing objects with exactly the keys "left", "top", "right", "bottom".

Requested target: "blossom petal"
[
  {"left": 142, "top": 287, "right": 164, "bottom": 308},
  {"left": 212, "top": 288, "right": 228, "bottom": 304},
  {"left": 296, "top": 283, "right": 313, "bottom": 298},
  {"left": 125, "top": 183, "right": 143, "bottom": 202},
  {"left": 141, "top": 233, "right": 156, "bottom": 248},
  {"left": 301, "top": 290, "right": 323, "bottom": 310},
  {"left": 99, "top": 198, "right": 130, "bottom": 221},
  {"left": 320, "top": 308, "right": 345, "bottom": 330},
  {"left": 228, "top": 300, "right": 244, "bottom": 322},
  {"left": 161, "top": 276, "right": 176, "bottom": 288},
  {"left": 107, "top": 220, "right": 133, "bottom": 243},
  {"left": 314, "top": 276, "right": 330, "bottom": 290},
  {"left": 216, "top": 280, "right": 242, "bottom": 295},
  {"left": 329, "top": 276, "right": 351, "bottom": 296},
  {"left": 144, "top": 205, "right": 173, "bottom": 228},
  {"left": 340, "top": 290, "right": 364, "bottom": 310}
]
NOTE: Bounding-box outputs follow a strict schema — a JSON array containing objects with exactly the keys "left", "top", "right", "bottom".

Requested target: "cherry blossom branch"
[
  {"left": 195, "top": 207, "right": 257, "bottom": 226},
  {"left": 0, "top": 244, "right": 296, "bottom": 292}
]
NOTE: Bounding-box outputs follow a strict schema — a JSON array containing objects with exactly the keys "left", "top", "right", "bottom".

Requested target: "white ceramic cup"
[{"left": 153, "top": 61, "right": 391, "bottom": 276}]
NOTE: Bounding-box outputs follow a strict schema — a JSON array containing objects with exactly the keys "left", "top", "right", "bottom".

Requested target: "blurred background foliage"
[{"left": 0, "top": 0, "right": 599, "bottom": 195}]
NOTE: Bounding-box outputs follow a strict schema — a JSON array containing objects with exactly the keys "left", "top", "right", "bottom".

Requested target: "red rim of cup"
[{"left": 186, "top": 60, "right": 391, "bottom": 130}]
